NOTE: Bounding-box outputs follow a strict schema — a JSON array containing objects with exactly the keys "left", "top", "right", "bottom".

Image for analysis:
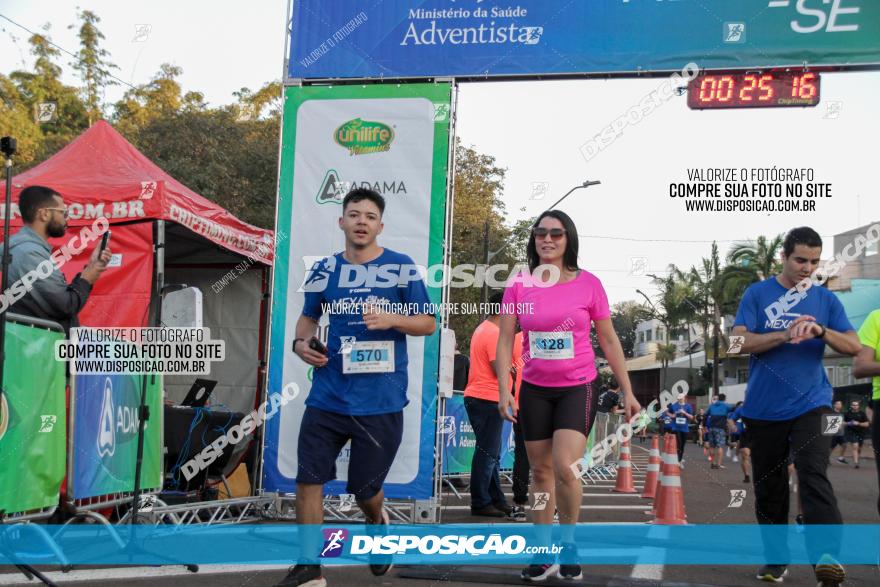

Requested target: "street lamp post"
[
  {"left": 547, "top": 180, "right": 601, "bottom": 211},
  {"left": 635, "top": 287, "right": 659, "bottom": 350}
]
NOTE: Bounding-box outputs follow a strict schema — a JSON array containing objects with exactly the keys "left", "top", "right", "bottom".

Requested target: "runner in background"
[
  {"left": 667, "top": 393, "right": 694, "bottom": 465},
  {"left": 638, "top": 409, "right": 651, "bottom": 444},
  {"left": 728, "top": 401, "right": 751, "bottom": 483},
  {"left": 695, "top": 408, "right": 706, "bottom": 447},
  {"left": 495, "top": 210, "right": 640, "bottom": 582},
  {"left": 732, "top": 226, "right": 861, "bottom": 585},
  {"left": 853, "top": 307, "right": 880, "bottom": 516},
  {"left": 842, "top": 400, "right": 869, "bottom": 469},
  {"left": 597, "top": 377, "right": 622, "bottom": 414},
  {"left": 706, "top": 394, "right": 730, "bottom": 469},
  {"left": 829, "top": 400, "right": 847, "bottom": 464}
]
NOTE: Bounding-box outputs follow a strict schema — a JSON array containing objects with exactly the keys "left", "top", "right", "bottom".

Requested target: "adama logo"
[
  {"left": 334, "top": 118, "right": 394, "bottom": 155},
  {"left": 98, "top": 379, "right": 116, "bottom": 458}
]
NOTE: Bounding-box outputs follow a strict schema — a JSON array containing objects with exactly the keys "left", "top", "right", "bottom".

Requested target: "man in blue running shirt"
[
  {"left": 732, "top": 227, "right": 861, "bottom": 586},
  {"left": 276, "top": 189, "right": 435, "bottom": 587}
]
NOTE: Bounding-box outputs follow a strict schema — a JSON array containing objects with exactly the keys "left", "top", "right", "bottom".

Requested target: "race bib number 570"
[{"left": 342, "top": 341, "right": 394, "bottom": 374}]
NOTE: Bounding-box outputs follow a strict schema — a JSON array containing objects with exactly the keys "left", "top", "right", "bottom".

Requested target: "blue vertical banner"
[
  {"left": 289, "top": 0, "right": 880, "bottom": 80},
  {"left": 71, "top": 371, "right": 163, "bottom": 499}
]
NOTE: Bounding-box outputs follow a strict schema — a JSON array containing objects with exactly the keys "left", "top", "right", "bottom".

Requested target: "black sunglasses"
[{"left": 532, "top": 227, "right": 566, "bottom": 239}]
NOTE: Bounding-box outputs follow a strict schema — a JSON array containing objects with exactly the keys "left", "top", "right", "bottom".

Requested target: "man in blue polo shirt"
[
  {"left": 277, "top": 189, "right": 435, "bottom": 587},
  {"left": 732, "top": 227, "right": 861, "bottom": 586}
]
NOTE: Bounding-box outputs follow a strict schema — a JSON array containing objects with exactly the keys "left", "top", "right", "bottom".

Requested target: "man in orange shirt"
[{"left": 464, "top": 292, "right": 522, "bottom": 517}]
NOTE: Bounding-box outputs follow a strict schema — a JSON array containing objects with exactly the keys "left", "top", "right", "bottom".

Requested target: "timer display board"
[{"left": 688, "top": 71, "right": 820, "bottom": 110}]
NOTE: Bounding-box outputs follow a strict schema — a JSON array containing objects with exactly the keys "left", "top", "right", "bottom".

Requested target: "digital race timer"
[{"left": 687, "top": 71, "right": 820, "bottom": 110}]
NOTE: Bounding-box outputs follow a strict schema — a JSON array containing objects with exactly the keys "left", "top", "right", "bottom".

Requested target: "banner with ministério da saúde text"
[{"left": 263, "top": 83, "right": 451, "bottom": 499}]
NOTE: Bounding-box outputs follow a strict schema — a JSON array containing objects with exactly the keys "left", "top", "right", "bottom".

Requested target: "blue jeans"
[{"left": 464, "top": 396, "right": 507, "bottom": 509}]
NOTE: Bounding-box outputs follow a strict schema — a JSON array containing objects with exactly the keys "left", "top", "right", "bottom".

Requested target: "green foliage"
[
  {"left": 123, "top": 107, "right": 279, "bottom": 229},
  {"left": 69, "top": 9, "right": 117, "bottom": 125},
  {"left": 0, "top": 74, "right": 43, "bottom": 164},
  {"left": 1, "top": 9, "right": 283, "bottom": 229},
  {"left": 448, "top": 139, "right": 519, "bottom": 351},
  {"left": 611, "top": 300, "right": 651, "bottom": 358},
  {"left": 5, "top": 26, "right": 88, "bottom": 168}
]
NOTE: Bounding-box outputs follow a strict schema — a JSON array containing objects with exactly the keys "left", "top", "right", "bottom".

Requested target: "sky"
[{"left": 2, "top": 0, "right": 878, "bottom": 305}]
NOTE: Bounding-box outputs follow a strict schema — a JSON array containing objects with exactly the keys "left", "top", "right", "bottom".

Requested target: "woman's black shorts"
[{"left": 518, "top": 379, "right": 598, "bottom": 441}]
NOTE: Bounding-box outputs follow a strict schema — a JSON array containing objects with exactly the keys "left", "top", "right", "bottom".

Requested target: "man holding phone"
[
  {"left": 279, "top": 188, "right": 435, "bottom": 587},
  {"left": 2, "top": 185, "right": 111, "bottom": 334}
]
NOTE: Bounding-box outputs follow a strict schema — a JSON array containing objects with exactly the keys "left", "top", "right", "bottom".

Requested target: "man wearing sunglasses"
[{"left": 3, "top": 185, "right": 111, "bottom": 333}]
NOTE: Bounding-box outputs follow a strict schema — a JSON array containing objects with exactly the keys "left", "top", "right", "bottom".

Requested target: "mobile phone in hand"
[
  {"left": 100, "top": 230, "right": 112, "bottom": 253},
  {"left": 308, "top": 337, "right": 328, "bottom": 355}
]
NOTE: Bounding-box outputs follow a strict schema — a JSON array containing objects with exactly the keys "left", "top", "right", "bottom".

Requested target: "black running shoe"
[
  {"left": 756, "top": 565, "right": 788, "bottom": 583},
  {"left": 557, "top": 565, "right": 583, "bottom": 580},
  {"left": 275, "top": 564, "right": 325, "bottom": 587},
  {"left": 368, "top": 509, "right": 393, "bottom": 576},
  {"left": 493, "top": 502, "right": 514, "bottom": 516},
  {"left": 521, "top": 563, "right": 559, "bottom": 581},
  {"left": 510, "top": 504, "right": 528, "bottom": 522}
]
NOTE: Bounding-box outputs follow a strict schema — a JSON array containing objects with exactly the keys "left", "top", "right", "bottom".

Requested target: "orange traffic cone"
[
  {"left": 612, "top": 439, "right": 638, "bottom": 493},
  {"left": 641, "top": 435, "right": 661, "bottom": 500},
  {"left": 652, "top": 434, "right": 687, "bottom": 525},
  {"left": 649, "top": 434, "right": 672, "bottom": 515}
]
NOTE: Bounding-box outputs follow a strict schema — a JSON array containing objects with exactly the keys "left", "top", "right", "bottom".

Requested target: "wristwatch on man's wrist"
[
  {"left": 817, "top": 324, "right": 827, "bottom": 339},
  {"left": 292, "top": 337, "right": 305, "bottom": 353}
]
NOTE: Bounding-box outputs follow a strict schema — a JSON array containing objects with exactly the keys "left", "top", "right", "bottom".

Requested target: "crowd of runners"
[{"left": 271, "top": 188, "right": 877, "bottom": 587}]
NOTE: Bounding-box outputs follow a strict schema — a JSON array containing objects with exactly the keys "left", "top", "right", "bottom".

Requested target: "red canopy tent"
[{"left": 1, "top": 120, "right": 274, "bottom": 416}]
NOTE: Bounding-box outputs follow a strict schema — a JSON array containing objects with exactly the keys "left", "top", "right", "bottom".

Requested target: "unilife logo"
[{"left": 334, "top": 119, "right": 394, "bottom": 155}]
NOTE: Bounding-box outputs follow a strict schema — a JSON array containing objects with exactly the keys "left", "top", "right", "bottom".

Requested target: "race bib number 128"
[{"left": 529, "top": 331, "right": 574, "bottom": 360}]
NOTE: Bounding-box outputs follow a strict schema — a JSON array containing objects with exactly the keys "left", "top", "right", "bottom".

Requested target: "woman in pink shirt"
[{"left": 495, "top": 210, "right": 640, "bottom": 581}]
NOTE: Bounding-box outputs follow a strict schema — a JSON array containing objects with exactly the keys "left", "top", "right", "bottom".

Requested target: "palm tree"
[
  {"left": 646, "top": 267, "right": 691, "bottom": 391},
  {"left": 672, "top": 266, "right": 700, "bottom": 367},
  {"left": 655, "top": 343, "right": 678, "bottom": 392},
  {"left": 689, "top": 243, "right": 731, "bottom": 395},
  {"left": 726, "top": 234, "right": 784, "bottom": 286}
]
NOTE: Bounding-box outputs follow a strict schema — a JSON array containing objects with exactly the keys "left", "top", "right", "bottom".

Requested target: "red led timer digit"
[
  {"left": 792, "top": 73, "right": 818, "bottom": 99},
  {"left": 699, "top": 77, "right": 717, "bottom": 102},
  {"left": 739, "top": 75, "right": 758, "bottom": 102},
  {"left": 758, "top": 75, "right": 774, "bottom": 101},
  {"left": 717, "top": 76, "right": 734, "bottom": 102}
]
